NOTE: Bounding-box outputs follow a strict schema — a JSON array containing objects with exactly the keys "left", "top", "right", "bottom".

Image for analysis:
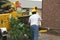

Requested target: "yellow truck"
[{"left": 0, "top": 0, "right": 24, "bottom": 30}]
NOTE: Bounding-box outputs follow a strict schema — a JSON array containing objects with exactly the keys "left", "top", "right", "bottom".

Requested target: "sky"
[{"left": 9, "top": 0, "right": 42, "bottom": 8}]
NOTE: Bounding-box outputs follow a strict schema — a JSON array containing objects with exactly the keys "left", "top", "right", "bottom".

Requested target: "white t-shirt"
[{"left": 29, "top": 13, "right": 42, "bottom": 26}]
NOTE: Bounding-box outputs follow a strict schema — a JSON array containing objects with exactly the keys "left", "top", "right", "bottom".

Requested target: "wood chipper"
[
  {"left": 0, "top": 0, "right": 24, "bottom": 30},
  {"left": 0, "top": 0, "right": 11, "bottom": 40},
  {"left": 0, "top": 0, "right": 22, "bottom": 40}
]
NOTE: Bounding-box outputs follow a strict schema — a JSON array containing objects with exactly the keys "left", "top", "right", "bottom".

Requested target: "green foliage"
[{"left": 9, "top": 17, "right": 31, "bottom": 40}]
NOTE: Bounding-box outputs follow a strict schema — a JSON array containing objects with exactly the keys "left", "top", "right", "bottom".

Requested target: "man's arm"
[{"left": 38, "top": 16, "right": 42, "bottom": 26}]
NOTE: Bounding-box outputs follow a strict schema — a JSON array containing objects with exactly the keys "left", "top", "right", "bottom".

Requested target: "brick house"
[{"left": 42, "top": 0, "right": 60, "bottom": 33}]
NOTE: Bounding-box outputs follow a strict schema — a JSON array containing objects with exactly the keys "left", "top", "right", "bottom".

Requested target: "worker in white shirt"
[{"left": 29, "top": 6, "right": 42, "bottom": 40}]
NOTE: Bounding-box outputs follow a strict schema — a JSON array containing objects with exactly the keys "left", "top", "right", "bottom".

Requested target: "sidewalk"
[{"left": 38, "top": 33, "right": 60, "bottom": 40}]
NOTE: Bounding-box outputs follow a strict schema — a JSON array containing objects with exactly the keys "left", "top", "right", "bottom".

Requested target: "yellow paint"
[
  {"left": 11, "top": 11, "right": 17, "bottom": 18},
  {"left": 0, "top": 14, "right": 11, "bottom": 30},
  {"left": 11, "top": 11, "right": 26, "bottom": 18}
]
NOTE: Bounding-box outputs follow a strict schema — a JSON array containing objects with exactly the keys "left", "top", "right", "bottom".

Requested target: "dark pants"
[{"left": 30, "top": 25, "right": 38, "bottom": 40}]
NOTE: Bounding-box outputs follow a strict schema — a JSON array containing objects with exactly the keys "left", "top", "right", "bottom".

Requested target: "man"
[
  {"left": 29, "top": 6, "right": 42, "bottom": 40},
  {"left": 15, "top": 1, "right": 22, "bottom": 12}
]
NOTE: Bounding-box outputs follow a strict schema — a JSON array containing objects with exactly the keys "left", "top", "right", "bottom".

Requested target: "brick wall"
[{"left": 42, "top": 0, "right": 60, "bottom": 33}]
